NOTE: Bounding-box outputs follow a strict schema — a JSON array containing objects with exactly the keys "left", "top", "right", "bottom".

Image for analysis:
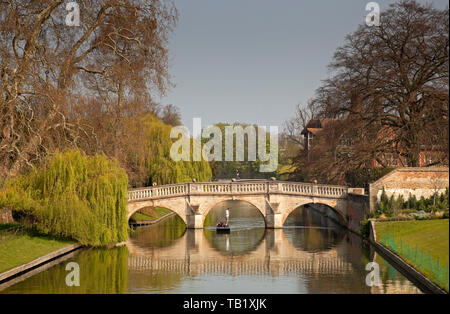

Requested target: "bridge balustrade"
[{"left": 128, "top": 181, "right": 347, "bottom": 201}]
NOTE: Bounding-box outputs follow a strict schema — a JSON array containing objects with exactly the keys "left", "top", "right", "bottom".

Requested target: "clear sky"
[{"left": 157, "top": 0, "right": 448, "bottom": 130}]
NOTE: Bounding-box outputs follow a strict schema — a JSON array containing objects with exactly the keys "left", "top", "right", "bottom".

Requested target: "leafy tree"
[
  {"left": 126, "top": 114, "right": 212, "bottom": 187},
  {"left": 204, "top": 123, "right": 280, "bottom": 180},
  {"left": 0, "top": 149, "right": 128, "bottom": 246}
]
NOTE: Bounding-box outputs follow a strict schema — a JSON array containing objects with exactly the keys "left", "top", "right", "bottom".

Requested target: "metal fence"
[
  {"left": 0, "top": 225, "right": 26, "bottom": 242},
  {"left": 380, "top": 231, "right": 449, "bottom": 292}
]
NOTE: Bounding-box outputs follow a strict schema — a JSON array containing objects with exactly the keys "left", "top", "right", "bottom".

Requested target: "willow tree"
[
  {"left": 0, "top": 149, "right": 129, "bottom": 246},
  {"left": 125, "top": 114, "right": 212, "bottom": 187}
]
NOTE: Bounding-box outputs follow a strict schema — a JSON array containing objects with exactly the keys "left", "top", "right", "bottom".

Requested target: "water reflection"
[
  {"left": 196, "top": 201, "right": 267, "bottom": 256},
  {"left": 284, "top": 206, "right": 344, "bottom": 252},
  {"left": 1, "top": 201, "right": 422, "bottom": 294}
]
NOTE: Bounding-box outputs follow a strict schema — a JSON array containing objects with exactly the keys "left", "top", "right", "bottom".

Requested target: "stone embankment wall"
[
  {"left": 346, "top": 193, "right": 370, "bottom": 232},
  {"left": 369, "top": 168, "right": 449, "bottom": 211}
]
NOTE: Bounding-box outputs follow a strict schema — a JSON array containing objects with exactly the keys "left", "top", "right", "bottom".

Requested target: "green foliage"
[
  {"left": 136, "top": 115, "right": 212, "bottom": 186},
  {"left": 205, "top": 122, "right": 280, "bottom": 180},
  {"left": 376, "top": 187, "right": 449, "bottom": 217},
  {"left": 360, "top": 219, "right": 371, "bottom": 238},
  {"left": 0, "top": 150, "right": 129, "bottom": 246}
]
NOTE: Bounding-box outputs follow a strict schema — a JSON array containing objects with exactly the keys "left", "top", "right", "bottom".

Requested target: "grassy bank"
[
  {"left": 0, "top": 224, "right": 75, "bottom": 274},
  {"left": 129, "top": 207, "right": 172, "bottom": 222},
  {"left": 375, "top": 219, "right": 449, "bottom": 291}
]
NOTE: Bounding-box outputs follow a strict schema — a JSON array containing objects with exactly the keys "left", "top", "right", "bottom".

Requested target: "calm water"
[{"left": 0, "top": 201, "right": 422, "bottom": 294}]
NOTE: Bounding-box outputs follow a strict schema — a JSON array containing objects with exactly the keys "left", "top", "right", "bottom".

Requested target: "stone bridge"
[{"left": 127, "top": 180, "right": 367, "bottom": 230}]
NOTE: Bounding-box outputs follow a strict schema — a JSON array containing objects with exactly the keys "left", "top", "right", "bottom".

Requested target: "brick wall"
[{"left": 369, "top": 167, "right": 449, "bottom": 211}]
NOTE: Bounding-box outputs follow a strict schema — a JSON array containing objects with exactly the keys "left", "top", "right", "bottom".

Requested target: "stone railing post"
[
  {"left": 189, "top": 183, "right": 201, "bottom": 194},
  {"left": 268, "top": 181, "right": 279, "bottom": 194}
]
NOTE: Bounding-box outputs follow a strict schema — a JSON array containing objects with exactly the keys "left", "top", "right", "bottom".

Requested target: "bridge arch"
[
  {"left": 281, "top": 200, "right": 347, "bottom": 227},
  {"left": 201, "top": 198, "right": 266, "bottom": 226},
  {"left": 127, "top": 198, "right": 188, "bottom": 226}
]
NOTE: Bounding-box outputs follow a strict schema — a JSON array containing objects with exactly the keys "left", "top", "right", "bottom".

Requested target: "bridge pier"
[
  {"left": 187, "top": 213, "right": 204, "bottom": 229},
  {"left": 264, "top": 213, "right": 283, "bottom": 229}
]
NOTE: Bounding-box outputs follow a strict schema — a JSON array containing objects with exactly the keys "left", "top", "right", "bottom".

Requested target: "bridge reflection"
[
  {"left": 128, "top": 226, "right": 355, "bottom": 275},
  {"left": 126, "top": 212, "right": 421, "bottom": 293},
  {"left": 128, "top": 255, "right": 353, "bottom": 277}
]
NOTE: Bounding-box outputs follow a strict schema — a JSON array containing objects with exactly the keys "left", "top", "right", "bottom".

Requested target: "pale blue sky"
[{"left": 157, "top": 0, "right": 448, "bottom": 129}]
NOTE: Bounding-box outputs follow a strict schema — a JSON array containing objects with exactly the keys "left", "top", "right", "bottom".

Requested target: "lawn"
[
  {"left": 129, "top": 207, "right": 172, "bottom": 222},
  {"left": 0, "top": 224, "right": 75, "bottom": 274},
  {"left": 375, "top": 219, "right": 449, "bottom": 291}
]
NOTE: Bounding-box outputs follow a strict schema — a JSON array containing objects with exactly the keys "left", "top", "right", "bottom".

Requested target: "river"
[{"left": 0, "top": 201, "right": 422, "bottom": 294}]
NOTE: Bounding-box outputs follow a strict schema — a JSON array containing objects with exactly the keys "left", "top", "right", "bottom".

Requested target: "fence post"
[{"left": 414, "top": 246, "right": 418, "bottom": 264}]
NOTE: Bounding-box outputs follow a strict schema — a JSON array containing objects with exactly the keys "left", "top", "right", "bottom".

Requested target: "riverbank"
[
  {"left": 369, "top": 220, "right": 448, "bottom": 294},
  {"left": 0, "top": 243, "right": 82, "bottom": 285},
  {"left": 129, "top": 212, "right": 176, "bottom": 227},
  {"left": 0, "top": 223, "right": 83, "bottom": 285},
  {"left": 376, "top": 219, "right": 448, "bottom": 269},
  {"left": 0, "top": 224, "right": 77, "bottom": 275},
  {"left": 129, "top": 207, "right": 173, "bottom": 226}
]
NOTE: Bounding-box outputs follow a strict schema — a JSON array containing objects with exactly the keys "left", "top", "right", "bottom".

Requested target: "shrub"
[
  {"left": 360, "top": 219, "right": 371, "bottom": 238},
  {"left": 376, "top": 188, "right": 449, "bottom": 219},
  {"left": 0, "top": 149, "right": 128, "bottom": 246}
]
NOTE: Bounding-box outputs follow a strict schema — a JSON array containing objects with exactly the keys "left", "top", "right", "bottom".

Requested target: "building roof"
[
  {"left": 301, "top": 118, "right": 343, "bottom": 136},
  {"left": 306, "top": 128, "right": 322, "bottom": 135}
]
